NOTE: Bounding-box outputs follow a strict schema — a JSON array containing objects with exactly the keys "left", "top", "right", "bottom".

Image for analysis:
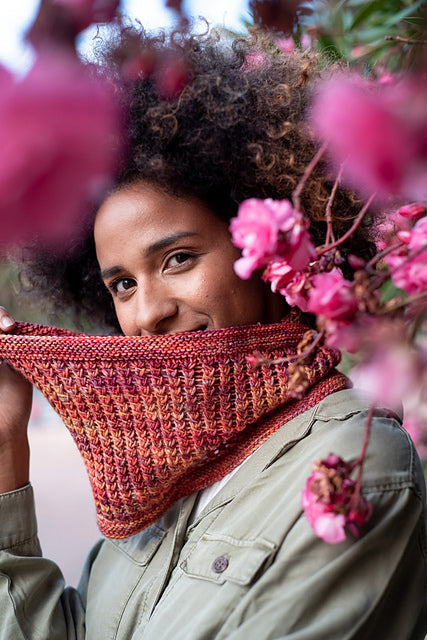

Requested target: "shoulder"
[{"left": 296, "top": 388, "right": 424, "bottom": 501}]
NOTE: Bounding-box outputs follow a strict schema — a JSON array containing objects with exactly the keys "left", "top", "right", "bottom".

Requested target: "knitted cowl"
[{"left": 0, "top": 316, "right": 349, "bottom": 539}]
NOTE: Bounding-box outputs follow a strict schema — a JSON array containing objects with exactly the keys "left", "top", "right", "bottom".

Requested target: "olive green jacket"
[{"left": 1, "top": 390, "right": 426, "bottom": 639}]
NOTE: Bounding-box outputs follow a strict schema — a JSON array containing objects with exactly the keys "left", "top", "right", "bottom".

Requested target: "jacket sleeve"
[
  {"left": 0, "top": 484, "right": 95, "bottom": 640},
  {"left": 216, "top": 427, "right": 427, "bottom": 640},
  {"left": 220, "top": 487, "right": 426, "bottom": 639}
]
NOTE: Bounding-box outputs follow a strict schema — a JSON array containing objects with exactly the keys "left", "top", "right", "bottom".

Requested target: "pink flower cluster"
[
  {"left": 0, "top": 54, "right": 120, "bottom": 246},
  {"left": 230, "top": 198, "right": 316, "bottom": 279},
  {"left": 385, "top": 214, "right": 427, "bottom": 297},
  {"left": 262, "top": 260, "right": 311, "bottom": 310},
  {"left": 307, "top": 267, "right": 357, "bottom": 323},
  {"left": 302, "top": 454, "right": 372, "bottom": 544},
  {"left": 311, "top": 75, "right": 427, "bottom": 200}
]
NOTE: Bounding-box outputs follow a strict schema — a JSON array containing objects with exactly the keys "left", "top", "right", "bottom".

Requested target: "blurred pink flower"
[
  {"left": 53, "top": 0, "right": 120, "bottom": 32},
  {"left": 302, "top": 454, "right": 372, "bottom": 544},
  {"left": 311, "top": 75, "right": 427, "bottom": 200},
  {"left": 154, "top": 55, "right": 189, "bottom": 100},
  {"left": 387, "top": 250, "right": 427, "bottom": 297},
  {"left": 351, "top": 345, "right": 421, "bottom": 408},
  {"left": 307, "top": 268, "right": 357, "bottom": 322},
  {"left": 373, "top": 208, "right": 412, "bottom": 251},
  {"left": 403, "top": 413, "right": 427, "bottom": 460},
  {"left": 385, "top": 216, "right": 427, "bottom": 296},
  {"left": 27, "top": 0, "right": 121, "bottom": 50},
  {"left": 231, "top": 198, "right": 315, "bottom": 280},
  {"left": 0, "top": 55, "right": 120, "bottom": 247},
  {"left": 324, "top": 322, "right": 363, "bottom": 353},
  {"left": 409, "top": 216, "right": 427, "bottom": 251},
  {"left": 276, "top": 36, "right": 296, "bottom": 53},
  {"left": 398, "top": 202, "right": 426, "bottom": 221}
]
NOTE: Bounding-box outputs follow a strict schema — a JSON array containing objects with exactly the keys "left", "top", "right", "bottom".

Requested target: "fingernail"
[{"left": 1, "top": 316, "right": 15, "bottom": 330}]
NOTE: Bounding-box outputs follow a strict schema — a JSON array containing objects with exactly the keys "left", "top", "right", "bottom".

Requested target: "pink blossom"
[
  {"left": 0, "top": 55, "right": 120, "bottom": 247},
  {"left": 385, "top": 217, "right": 427, "bottom": 296},
  {"left": 154, "top": 55, "right": 189, "bottom": 100},
  {"left": 302, "top": 454, "right": 372, "bottom": 544},
  {"left": 398, "top": 202, "right": 426, "bottom": 221},
  {"left": 387, "top": 250, "right": 427, "bottom": 297},
  {"left": 263, "top": 259, "right": 295, "bottom": 291},
  {"left": 307, "top": 268, "right": 357, "bottom": 322},
  {"left": 302, "top": 483, "right": 347, "bottom": 543},
  {"left": 276, "top": 36, "right": 296, "bottom": 53},
  {"left": 300, "top": 34, "right": 311, "bottom": 49},
  {"left": 409, "top": 216, "right": 427, "bottom": 252},
  {"left": 263, "top": 261, "right": 310, "bottom": 310},
  {"left": 311, "top": 75, "right": 427, "bottom": 200},
  {"left": 230, "top": 198, "right": 315, "bottom": 279},
  {"left": 234, "top": 255, "right": 264, "bottom": 280}
]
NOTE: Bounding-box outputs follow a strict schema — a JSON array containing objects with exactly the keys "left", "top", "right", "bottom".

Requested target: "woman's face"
[{"left": 94, "top": 182, "right": 284, "bottom": 336}]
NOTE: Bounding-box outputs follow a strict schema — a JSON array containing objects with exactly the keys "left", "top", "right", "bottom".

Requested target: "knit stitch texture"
[{"left": 0, "top": 318, "right": 349, "bottom": 538}]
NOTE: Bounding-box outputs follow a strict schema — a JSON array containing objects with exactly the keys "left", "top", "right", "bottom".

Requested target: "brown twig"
[
  {"left": 325, "top": 166, "right": 343, "bottom": 245},
  {"left": 318, "top": 193, "right": 376, "bottom": 257},
  {"left": 385, "top": 35, "right": 427, "bottom": 46},
  {"left": 292, "top": 143, "right": 327, "bottom": 214},
  {"left": 380, "top": 291, "right": 427, "bottom": 315},
  {"left": 366, "top": 240, "right": 405, "bottom": 269},
  {"left": 350, "top": 402, "right": 375, "bottom": 506}
]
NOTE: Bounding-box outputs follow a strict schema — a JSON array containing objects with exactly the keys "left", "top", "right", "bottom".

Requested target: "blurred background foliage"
[
  {"left": 297, "top": 0, "right": 426, "bottom": 72},
  {"left": 0, "top": 0, "right": 426, "bottom": 328}
]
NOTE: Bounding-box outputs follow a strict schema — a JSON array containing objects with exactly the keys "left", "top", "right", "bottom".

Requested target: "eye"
[
  {"left": 108, "top": 277, "right": 136, "bottom": 297},
  {"left": 164, "top": 252, "right": 195, "bottom": 269}
]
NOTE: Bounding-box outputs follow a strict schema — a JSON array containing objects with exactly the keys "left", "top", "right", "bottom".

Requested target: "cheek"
[
  {"left": 112, "top": 302, "right": 134, "bottom": 336},
  {"left": 206, "top": 270, "right": 267, "bottom": 325}
]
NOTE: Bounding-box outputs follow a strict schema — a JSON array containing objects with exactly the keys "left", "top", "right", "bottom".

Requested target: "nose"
[{"left": 134, "top": 281, "right": 178, "bottom": 336}]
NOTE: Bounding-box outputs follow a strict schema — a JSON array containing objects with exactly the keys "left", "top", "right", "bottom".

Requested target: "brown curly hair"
[{"left": 19, "top": 25, "right": 373, "bottom": 332}]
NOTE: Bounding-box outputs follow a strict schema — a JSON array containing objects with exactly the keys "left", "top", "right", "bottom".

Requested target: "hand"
[{"left": 0, "top": 306, "right": 33, "bottom": 493}]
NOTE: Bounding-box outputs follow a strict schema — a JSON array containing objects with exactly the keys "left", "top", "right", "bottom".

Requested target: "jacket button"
[{"left": 212, "top": 556, "right": 229, "bottom": 573}]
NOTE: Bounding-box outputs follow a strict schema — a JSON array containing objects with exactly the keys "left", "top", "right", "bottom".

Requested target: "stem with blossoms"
[{"left": 230, "top": 68, "right": 427, "bottom": 541}]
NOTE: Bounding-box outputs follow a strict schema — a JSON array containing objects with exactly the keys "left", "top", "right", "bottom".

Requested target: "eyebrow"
[{"left": 99, "top": 231, "right": 198, "bottom": 281}]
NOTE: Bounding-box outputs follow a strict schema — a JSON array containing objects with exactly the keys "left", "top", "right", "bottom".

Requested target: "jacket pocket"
[{"left": 180, "top": 533, "right": 276, "bottom": 586}]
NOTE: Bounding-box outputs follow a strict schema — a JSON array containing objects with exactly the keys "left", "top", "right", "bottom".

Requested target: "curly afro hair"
[{"left": 18, "top": 24, "right": 374, "bottom": 332}]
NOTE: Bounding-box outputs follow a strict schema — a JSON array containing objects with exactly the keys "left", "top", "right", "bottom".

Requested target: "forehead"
[{"left": 94, "top": 182, "right": 229, "bottom": 246}]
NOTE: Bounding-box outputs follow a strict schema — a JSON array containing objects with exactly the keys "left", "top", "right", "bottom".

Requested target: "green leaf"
[
  {"left": 317, "top": 35, "right": 345, "bottom": 60},
  {"left": 350, "top": 0, "right": 398, "bottom": 30},
  {"left": 351, "top": 27, "right": 396, "bottom": 42},
  {"left": 382, "top": 0, "right": 425, "bottom": 27},
  {"left": 379, "top": 279, "right": 405, "bottom": 304}
]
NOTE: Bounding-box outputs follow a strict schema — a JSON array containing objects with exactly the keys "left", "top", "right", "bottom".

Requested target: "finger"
[{"left": 0, "top": 307, "right": 16, "bottom": 332}]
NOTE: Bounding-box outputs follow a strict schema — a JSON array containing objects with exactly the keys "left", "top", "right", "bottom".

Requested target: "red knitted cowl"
[{"left": 0, "top": 317, "right": 349, "bottom": 539}]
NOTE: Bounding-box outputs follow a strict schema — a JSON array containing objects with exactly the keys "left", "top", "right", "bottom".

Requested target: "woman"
[{"left": 0, "top": 26, "right": 426, "bottom": 639}]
